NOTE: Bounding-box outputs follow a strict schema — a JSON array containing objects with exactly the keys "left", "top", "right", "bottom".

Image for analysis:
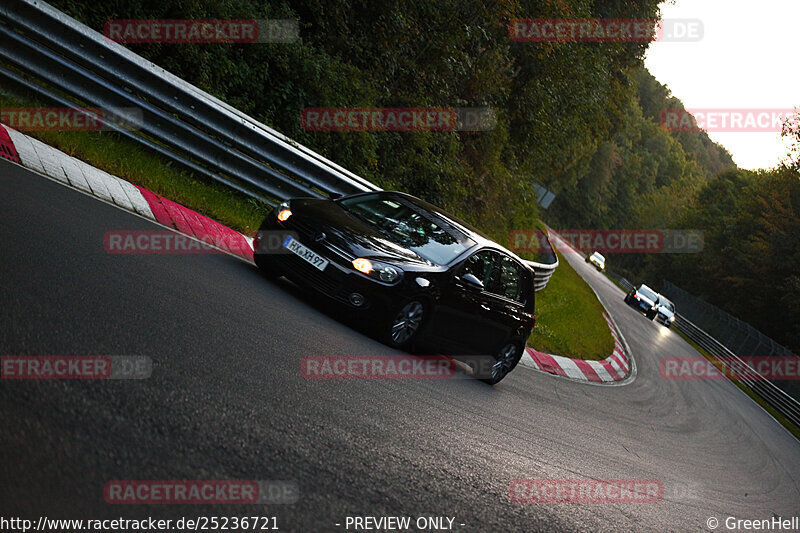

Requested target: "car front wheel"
[{"left": 383, "top": 300, "right": 425, "bottom": 349}]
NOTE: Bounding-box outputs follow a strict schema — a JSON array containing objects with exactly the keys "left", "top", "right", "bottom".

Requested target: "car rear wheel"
[
  {"left": 383, "top": 300, "right": 425, "bottom": 349},
  {"left": 483, "top": 341, "right": 523, "bottom": 385}
]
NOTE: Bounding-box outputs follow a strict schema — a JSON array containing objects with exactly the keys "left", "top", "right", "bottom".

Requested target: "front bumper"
[
  {"left": 255, "top": 215, "right": 420, "bottom": 316},
  {"left": 628, "top": 297, "right": 656, "bottom": 315},
  {"left": 655, "top": 314, "right": 674, "bottom": 326}
]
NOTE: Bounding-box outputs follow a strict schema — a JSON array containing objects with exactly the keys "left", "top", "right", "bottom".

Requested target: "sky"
[{"left": 644, "top": 0, "right": 799, "bottom": 170}]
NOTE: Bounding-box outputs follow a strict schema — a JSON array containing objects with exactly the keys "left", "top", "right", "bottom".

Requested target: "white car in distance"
[{"left": 586, "top": 251, "right": 606, "bottom": 271}]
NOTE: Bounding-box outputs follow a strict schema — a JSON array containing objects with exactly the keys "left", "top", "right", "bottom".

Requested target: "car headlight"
[
  {"left": 276, "top": 201, "right": 292, "bottom": 222},
  {"left": 352, "top": 258, "right": 403, "bottom": 283},
  {"left": 669, "top": 316, "right": 675, "bottom": 322}
]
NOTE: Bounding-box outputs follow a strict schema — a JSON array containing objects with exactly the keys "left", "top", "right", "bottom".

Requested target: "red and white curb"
[
  {"left": 0, "top": 124, "right": 254, "bottom": 262},
  {"left": 517, "top": 229, "right": 634, "bottom": 383},
  {"left": 1, "top": 122, "right": 632, "bottom": 383},
  {"left": 519, "top": 313, "right": 632, "bottom": 382}
]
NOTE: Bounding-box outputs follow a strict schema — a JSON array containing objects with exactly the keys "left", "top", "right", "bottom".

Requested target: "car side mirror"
[{"left": 459, "top": 273, "right": 484, "bottom": 290}]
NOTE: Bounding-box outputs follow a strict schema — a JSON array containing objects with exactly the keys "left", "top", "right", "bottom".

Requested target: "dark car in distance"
[
  {"left": 624, "top": 284, "right": 660, "bottom": 320},
  {"left": 254, "top": 191, "right": 536, "bottom": 384}
]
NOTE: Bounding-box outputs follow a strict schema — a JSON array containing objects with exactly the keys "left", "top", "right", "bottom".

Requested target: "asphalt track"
[{"left": 1, "top": 158, "right": 799, "bottom": 532}]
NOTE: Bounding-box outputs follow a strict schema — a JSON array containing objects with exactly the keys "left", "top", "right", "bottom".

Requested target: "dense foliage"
[
  {"left": 49, "top": 0, "right": 797, "bottom": 351},
  {"left": 51, "top": 0, "right": 661, "bottom": 241},
  {"left": 546, "top": 68, "right": 735, "bottom": 229},
  {"left": 650, "top": 137, "right": 800, "bottom": 352}
]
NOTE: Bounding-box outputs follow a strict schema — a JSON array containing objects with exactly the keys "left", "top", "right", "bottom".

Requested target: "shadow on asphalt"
[{"left": 235, "top": 260, "right": 502, "bottom": 387}]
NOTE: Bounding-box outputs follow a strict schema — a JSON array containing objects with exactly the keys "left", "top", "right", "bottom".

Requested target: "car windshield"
[
  {"left": 339, "top": 194, "right": 476, "bottom": 265},
  {"left": 639, "top": 286, "right": 658, "bottom": 301},
  {"left": 661, "top": 301, "right": 675, "bottom": 312},
  {"left": 592, "top": 252, "right": 605, "bottom": 262}
]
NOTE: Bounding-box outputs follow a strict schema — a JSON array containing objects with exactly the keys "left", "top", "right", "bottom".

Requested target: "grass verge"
[
  {"left": 527, "top": 250, "right": 616, "bottom": 361},
  {"left": 0, "top": 88, "right": 271, "bottom": 235}
]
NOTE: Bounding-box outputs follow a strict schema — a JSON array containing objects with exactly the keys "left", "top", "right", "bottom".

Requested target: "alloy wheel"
[
  {"left": 491, "top": 343, "right": 519, "bottom": 383},
  {"left": 389, "top": 301, "right": 424, "bottom": 346}
]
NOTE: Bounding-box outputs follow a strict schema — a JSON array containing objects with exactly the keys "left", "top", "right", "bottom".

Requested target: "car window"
[
  {"left": 493, "top": 255, "right": 525, "bottom": 303},
  {"left": 460, "top": 250, "right": 496, "bottom": 287},
  {"left": 639, "top": 286, "right": 658, "bottom": 301},
  {"left": 339, "top": 193, "right": 476, "bottom": 265},
  {"left": 459, "top": 251, "right": 527, "bottom": 303}
]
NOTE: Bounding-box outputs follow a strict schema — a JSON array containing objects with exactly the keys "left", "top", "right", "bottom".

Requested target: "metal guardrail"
[
  {"left": 662, "top": 280, "right": 797, "bottom": 359},
  {"left": 0, "top": 0, "right": 380, "bottom": 205},
  {"left": 524, "top": 230, "right": 558, "bottom": 292},
  {"left": 606, "top": 271, "right": 634, "bottom": 292},
  {"left": 672, "top": 314, "right": 800, "bottom": 429},
  {"left": 0, "top": 0, "right": 559, "bottom": 291},
  {"left": 527, "top": 255, "right": 558, "bottom": 293}
]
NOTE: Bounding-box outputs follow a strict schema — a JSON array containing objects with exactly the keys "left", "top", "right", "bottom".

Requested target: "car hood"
[{"left": 288, "top": 198, "right": 433, "bottom": 266}]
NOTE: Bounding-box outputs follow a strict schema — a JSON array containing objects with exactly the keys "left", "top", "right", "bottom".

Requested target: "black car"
[
  {"left": 254, "top": 191, "right": 536, "bottom": 384},
  {"left": 624, "top": 284, "right": 660, "bottom": 319}
]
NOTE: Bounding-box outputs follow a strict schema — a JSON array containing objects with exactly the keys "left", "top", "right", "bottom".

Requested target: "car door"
[
  {"left": 482, "top": 253, "right": 532, "bottom": 344},
  {"left": 431, "top": 249, "right": 501, "bottom": 355}
]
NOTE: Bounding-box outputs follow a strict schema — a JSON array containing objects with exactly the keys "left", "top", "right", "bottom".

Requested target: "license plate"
[{"left": 283, "top": 236, "right": 329, "bottom": 271}]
